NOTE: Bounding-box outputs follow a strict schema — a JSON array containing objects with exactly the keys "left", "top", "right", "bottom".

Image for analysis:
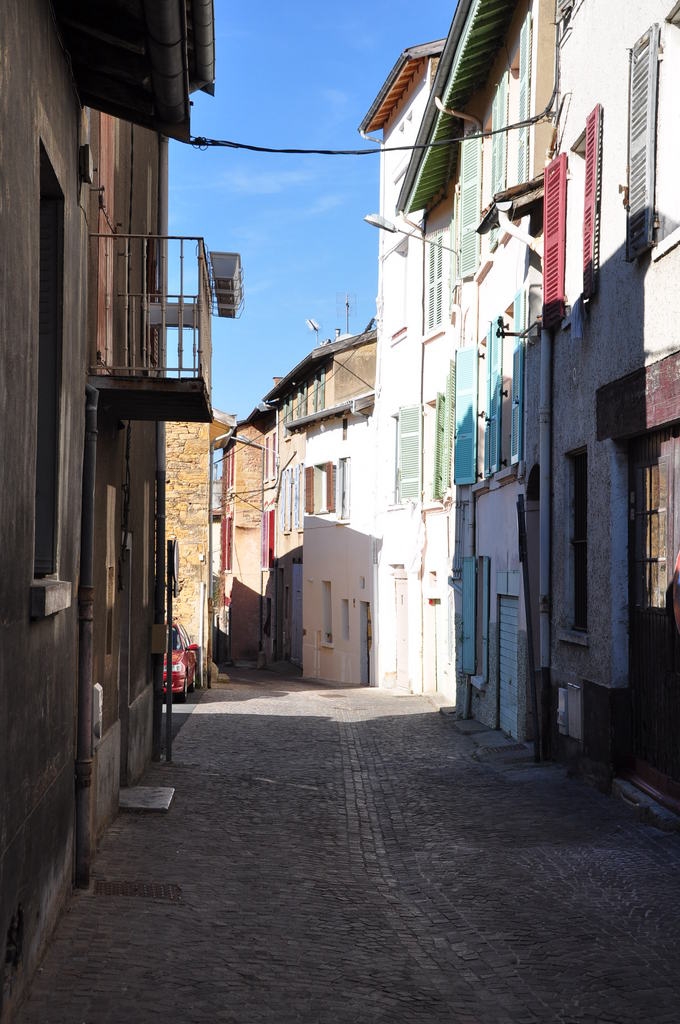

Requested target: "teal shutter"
[
  {"left": 490, "top": 73, "right": 508, "bottom": 248},
  {"left": 459, "top": 136, "right": 481, "bottom": 279},
  {"left": 432, "top": 393, "right": 446, "bottom": 500},
  {"left": 627, "top": 24, "right": 659, "bottom": 260},
  {"left": 484, "top": 323, "right": 502, "bottom": 477},
  {"left": 426, "top": 232, "right": 444, "bottom": 332},
  {"left": 511, "top": 292, "right": 526, "bottom": 465},
  {"left": 480, "top": 555, "right": 490, "bottom": 684},
  {"left": 517, "top": 12, "right": 532, "bottom": 184},
  {"left": 462, "top": 556, "right": 477, "bottom": 674},
  {"left": 443, "top": 360, "right": 456, "bottom": 492},
  {"left": 398, "top": 405, "right": 421, "bottom": 501},
  {"left": 454, "top": 347, "right": 478, "bottom": 485}
]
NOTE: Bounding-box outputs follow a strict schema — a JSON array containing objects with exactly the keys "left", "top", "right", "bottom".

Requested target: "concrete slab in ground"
[{"left": 119, "top": 786, "right": 174, "bottom": 812}]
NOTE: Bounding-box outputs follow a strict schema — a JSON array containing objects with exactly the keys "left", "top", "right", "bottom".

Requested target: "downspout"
[
  {"left": 75, "top": 384, "right": 98, "bottom": 888},
  {"left": 539, "top": 324, "right": 553, "bottom": 760},
  {"left": 152, "top": 135, "right": 169, "bottom": 759}
]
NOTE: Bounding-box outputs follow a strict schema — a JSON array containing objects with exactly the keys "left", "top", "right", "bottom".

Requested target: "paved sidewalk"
[{"left": 14, "top": 668, "right": 680, "bottom": 1024}]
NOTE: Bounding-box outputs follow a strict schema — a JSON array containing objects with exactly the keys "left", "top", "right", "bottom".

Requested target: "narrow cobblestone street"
[{"left": 15, "top": 668, "right": 680, "bottom": 1024}]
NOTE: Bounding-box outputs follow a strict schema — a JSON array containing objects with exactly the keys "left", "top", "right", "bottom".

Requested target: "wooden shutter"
[
  {"left": 511, "top": 291, "right": 526, "bottom": 465},
  {"left": 490, "top": 73, "right": 509, "bottom": 248},
  {"left": 459, "top": 136, "right": 481, "bottom": 279},
  {"left": 432, "top": 392, "right": 446, "bottom": 500},
  {"left": 398, "top": 406, "right": 421, "bottom": 501},
  {"left": 304, "top": 466, "right": 314, "bottom": 514},
  {"left": 267, "top": 509, "right": 275, "bottom": 567},
  {"left": 293, "top": 465, "right": 300, "bottom": 528},
  {"left": 484, "top": 323, "right": 502, "bottom": 477},
  {"left": 454, "top": 347, "right": 478, "bottom": 485},
  {"left": 220, "top": 514, "right": 227, "bottom": 572},
  {"left": 542, "top": 152, "right": 568, "bottom": 328},
  {"left": 517, "top": 12, "right": 532, "bottom": 184},
  {"left": 627, "top": 25, "right": 658, "bottom": 261},
  {"left": 583, "top": 104, "right": 603, "bottom": 299},
  {"left": 462, "top": 556, "right": 477, "bottom": 674},
  {"left": 443, "top": 360, "right": 456, "bottom": 492},
  {"left": 326, "top": 462, "right": 336, "bottom": 513},
  {"left": 426, "top": 232, "right": 444, "bottom": 332}
]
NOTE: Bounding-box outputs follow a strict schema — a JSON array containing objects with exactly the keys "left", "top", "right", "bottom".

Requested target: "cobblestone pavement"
[{"left": 15, "top": 669, "right": 680, "bottom": 1024}]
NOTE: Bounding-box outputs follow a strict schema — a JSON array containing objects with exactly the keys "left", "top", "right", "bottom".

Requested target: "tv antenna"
[
  {"left": 305, "top": 318, "right": 320, "bottom": 344},
  {"left": 336, "top": 292, "right": 356, "bottom": 334}
]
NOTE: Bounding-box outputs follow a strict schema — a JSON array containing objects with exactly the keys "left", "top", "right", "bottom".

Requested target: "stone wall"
[{"left": 166, "top": 422, "right": 211, "bottom": 665}]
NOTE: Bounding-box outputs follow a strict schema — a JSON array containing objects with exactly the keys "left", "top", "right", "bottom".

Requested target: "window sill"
[
  {"left": 556, "top": 627, "right": 589, "bottom": 647},
  {"left": 321, "top": 640, "right": 334, "bottom": 649},
  {"left": 469, "top": 673, "right": 487, "bottom": 691},
  {"left": 653, "top": 225, "right": 680, "bottom": 262},
  {"left": 30, "top": 578, "right": 72, "bottom": 619}
]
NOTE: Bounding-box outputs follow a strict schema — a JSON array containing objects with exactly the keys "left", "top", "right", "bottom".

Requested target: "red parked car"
[{"left": 163, "top": 623, "right": 198, "bottom": 702}]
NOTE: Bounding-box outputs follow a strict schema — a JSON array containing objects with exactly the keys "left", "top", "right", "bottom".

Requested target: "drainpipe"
[
  {"left": 152, "top": 135, "right": 169, "bottom": 759},
  {"left": 539, "top": 324, "right": 553, "bottom": 760},
  {"left": 75, "top": 384, "right": 98, "bottom": 888}
]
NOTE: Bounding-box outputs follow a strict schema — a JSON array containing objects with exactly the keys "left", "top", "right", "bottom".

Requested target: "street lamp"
[
  {"left": 364, "top": 213, "right": 459, "bottom": 254},
  {"left": 231, "top": 433, "right": 267, "bottom": 664}
]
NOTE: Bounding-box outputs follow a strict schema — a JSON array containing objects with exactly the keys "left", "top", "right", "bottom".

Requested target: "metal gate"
[
  {"left": 499, "top": 596, "right": 518, "bottom": 737},
  {"left": 629, "top": 430, "right": 680, "bottom": 783}
]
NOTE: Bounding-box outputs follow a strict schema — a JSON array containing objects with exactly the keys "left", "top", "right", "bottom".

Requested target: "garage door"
[{"left": 499, "top": 595, "right": 518, "bottom": 737}]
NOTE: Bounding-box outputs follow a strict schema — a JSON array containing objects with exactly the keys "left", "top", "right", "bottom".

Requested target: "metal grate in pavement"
[
  {"left": 94, "top": 880, "right": 182, "bottom": 901},
  {"left": 476, "top": 743, "right": 530, "bottom": 756}
]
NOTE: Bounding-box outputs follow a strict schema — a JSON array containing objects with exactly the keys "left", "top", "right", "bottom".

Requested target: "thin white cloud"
[
  {"left": 306, "top": 194, "right": 344, "bottom": 216},
  {"left": 219, "top": 167, "right": 316, "bottom": 196}
]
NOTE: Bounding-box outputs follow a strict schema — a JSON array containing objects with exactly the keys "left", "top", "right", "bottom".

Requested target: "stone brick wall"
[{"left": 166, "top": 422, "right": 211, "bottom": 662}]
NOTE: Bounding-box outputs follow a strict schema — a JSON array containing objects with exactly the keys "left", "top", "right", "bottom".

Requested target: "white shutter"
[{"left": 627, "top": 24, "right": 659, "bottom": 260}]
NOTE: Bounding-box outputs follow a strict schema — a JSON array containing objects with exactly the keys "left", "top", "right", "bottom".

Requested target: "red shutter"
[
  {"left": 326, "top": 462, "right": 336, "bottom": 513},
  {"left": 220, "top": 514, "right": 227, "bottom": 571},
  {"left": 583, "top": 105, "right": 602, "bottom": 300},
  {"left": 226, "top": 515, "right": 233, "bottom": 572},
  {"left": 543, "top": 152, "right": 568, "bottom": 328},
  {"left": 267, "top": 509, "right": 275, "bottom": 567},
  {"left": 305, "top": 466, "right": 314, "bottom": 514}
]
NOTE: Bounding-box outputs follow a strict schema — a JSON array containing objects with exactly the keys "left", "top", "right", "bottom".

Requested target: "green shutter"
[
  {"left": 490, "top": 73, "right": 509, "bottom": 249},
  {"left": 462, "top": 556, "right": 477, "bottom": 674},
  {"left": 459, "top": 136, "right": 481, "bottom": 279},
  {"left": 517, "top": 12, "right": 532, "bottom": 184},
  {"left": 443, "top": 360, "right": 456, "bottom": 492},
  {"left": 427, "top": 232, "right": 444, "bottom": 332},
  {"left": 480, "top": 555, "right": 490, "bottom": 683},
  {"left": 398, "top": 405, "right": 421, "bottom": 501},
  {"left": 511, "top": 292, "right": 526, "bottom": 465},
  {"left": 433, "top": 392, "right": 446, "bottom": 500},
  {"left": 484, "top": 323, "right": 502, "bottom": 477},
  {"left": 454, "top": 347, "right": 478, "bottom": 485}
]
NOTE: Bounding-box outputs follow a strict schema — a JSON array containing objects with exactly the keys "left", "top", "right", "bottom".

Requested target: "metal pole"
[{"left": 259, "top": 449, "right": 264, "bottom": 658}]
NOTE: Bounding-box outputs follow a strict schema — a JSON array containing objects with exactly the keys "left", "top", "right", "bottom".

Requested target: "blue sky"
[{"left": 170, "top": 2, "right": 453, "bottom": 420}]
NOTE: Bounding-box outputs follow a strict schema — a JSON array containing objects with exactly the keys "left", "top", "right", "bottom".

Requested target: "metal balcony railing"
[{"left": 89, "top": 233, "right": 213, "bottom": 396}]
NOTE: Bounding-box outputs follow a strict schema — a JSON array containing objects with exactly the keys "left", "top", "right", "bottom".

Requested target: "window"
[
  {"left": 264, "top": 429, "right": 277, "bottom": 481},
  {"left": 459, "top": 135, "right": 481, "bottom": 279},
  {"left": 570, "top": 450, "right": 588, "bottom": 630},
  {"left": 304, "top": 463, "right": 335, "bottom": 514},
  {"left": 454, "top": 347, "right": 478, "bottom": 485},
  {"left": 322, "top": 580, "right": 333, "bottom": 644},
  {"left": 627, "top": 24, "right": 659, "bottom": 260},
  {"left": 283, "top": 394, "right": 293, "bottom": 424},
  {"left": 426, "top": 231, "right": 444, "bottom": 332},
  {"left": 338, "top": 457, "right": 350, "bottom": 520},
  {"left": 223, "top": 448, "right": 235, "bottom": 491},
  {"left": 633, "top": 454, "right": 668, "bottom": 610},
  {"left": 397, "top": 406, "right": 421, "bottom": 502},
  {"left": 35, "top": 148, "right": 64, "bottom": 576},
  {"left": 543, "top": 152, "right": 568, "bottom": 328}
]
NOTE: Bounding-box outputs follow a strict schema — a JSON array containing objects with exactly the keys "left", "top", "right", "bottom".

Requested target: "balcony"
[{"left": 89, "top": 235, "right": 239, "bottom": 423}]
